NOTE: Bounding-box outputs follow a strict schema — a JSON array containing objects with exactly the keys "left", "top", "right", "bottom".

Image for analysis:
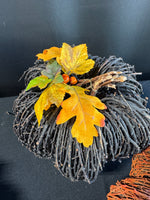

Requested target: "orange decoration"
[
  {"left": 107, "top": 177, "right": 150, "bottom": 200},
  {"left": 62, "top": 74, "right": 70, "bottom": 84},
  {"left": 107, "top": 146, "right": 150, "bottom": 200},
  {"left": 70, "top": 76, "right": 78, "bottom": 85},
  {"left": 130, "top": 146, "right": 150, "bottom": 178}
]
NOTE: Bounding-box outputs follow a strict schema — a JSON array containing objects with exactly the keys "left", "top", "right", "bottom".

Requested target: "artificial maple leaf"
[
  {"left": 56, "top": 86, "right": 107, "bottom": 147},
  {"left": 36, "top": 47, "right": 61, "bottom": 62},
  {"left": 34, "top": 73, "right": 65, "bottom": 125},
  {"left": 26, "top": 75, "right": 52, "bottom": 91},
  {"left": 58, "top": 43, "right": 95, "bottom": 75}
]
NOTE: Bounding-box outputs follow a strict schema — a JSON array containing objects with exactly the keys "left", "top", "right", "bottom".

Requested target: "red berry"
[
  {"left": 70, "top": 76, "right": 78, "bottom": 85},
  {"left": 62, "top": 74, "right": 69, "bottom": 84}
]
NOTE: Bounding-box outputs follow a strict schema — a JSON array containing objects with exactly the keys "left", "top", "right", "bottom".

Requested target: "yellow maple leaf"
[
  {"left": 56, "top": 86, "right": 107, "bottom": 147},
  {"left": 36, "top": 47, "right": 61, "bottom": 62},
  {"left": 57, "top": 43, "right": 95, "bottom": 75},
  {"left": 34, "top": 73, "right": 65, "bottom": 125}
]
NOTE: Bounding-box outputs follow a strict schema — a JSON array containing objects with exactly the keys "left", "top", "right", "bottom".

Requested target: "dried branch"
[{"left": 77, "top": 71, "right": 141, "bottom": 95}]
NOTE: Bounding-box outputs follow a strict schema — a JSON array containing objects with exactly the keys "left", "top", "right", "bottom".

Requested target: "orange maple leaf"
[{"left": 56, "top": 86, "right": 107, "bottom": 147}]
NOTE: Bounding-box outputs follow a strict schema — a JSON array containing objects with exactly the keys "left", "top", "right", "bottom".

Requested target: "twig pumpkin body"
[{"left": 13, "top": 55, "right": 150, "bottom": 183}]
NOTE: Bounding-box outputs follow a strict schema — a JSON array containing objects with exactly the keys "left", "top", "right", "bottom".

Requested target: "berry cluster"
[{"left": 62, "top": 74, "right": 78, "bottom": 85}]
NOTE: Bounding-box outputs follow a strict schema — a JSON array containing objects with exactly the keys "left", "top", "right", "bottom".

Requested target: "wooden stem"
[{"left": 77, "top": 71, "right": 128, "bottom": 96}]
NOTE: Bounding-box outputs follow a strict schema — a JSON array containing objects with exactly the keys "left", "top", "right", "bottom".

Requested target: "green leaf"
[
  {"left": 26, "top": 76, "right": 52, "bottom": 91},
  {"left": 41, "top": 60, "right": 61, "bottom": 79},
  {"left": 41, "top": 71, "right": 54, "bottom": 79},
  {"left": 52, "top": 72, "right": 64, "bottom": 84}
]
